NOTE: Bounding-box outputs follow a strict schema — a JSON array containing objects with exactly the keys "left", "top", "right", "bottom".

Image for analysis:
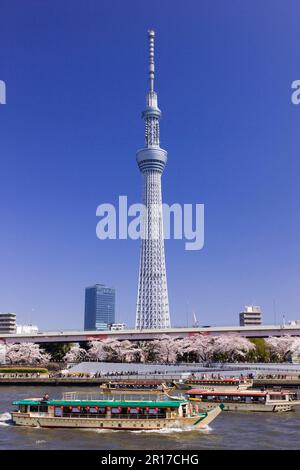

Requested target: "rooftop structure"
[
  {"left": 16, "top": 324, "right": 39, "bottom": 335},
  {"left": 239, "top": 305, "right": 262, "bottom": 326}
]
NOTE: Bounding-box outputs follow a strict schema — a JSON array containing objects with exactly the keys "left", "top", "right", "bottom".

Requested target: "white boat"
[{"left": 185, "top": 389, "right": 300, "bottom": 412}]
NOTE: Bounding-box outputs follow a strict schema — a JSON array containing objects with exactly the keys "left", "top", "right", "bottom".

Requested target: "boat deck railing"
[
  {"left": 62, "top": 391, "right": 178, "bottom": 402},
  {"left": 58, "top": 412, "right": 168, "bottom": 420}
]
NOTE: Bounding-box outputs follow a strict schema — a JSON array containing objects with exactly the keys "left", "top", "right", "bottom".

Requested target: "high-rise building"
[
  {"left": 0, "top": 312, "right": 16, "bottom": 334},
  {"left": 239, "top": 305, "right": 262, "bottom": 326},
  {"left": 84, "top": 284, "right": 115, "bottom": 331},
  {"left": 135, "top": 30, "right": 171, "bottom": 330}
]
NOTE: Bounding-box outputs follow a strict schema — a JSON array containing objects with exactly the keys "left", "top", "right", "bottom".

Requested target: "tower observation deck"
[{"left": 135, "top": 30, "right": 171, "bottom": 330}]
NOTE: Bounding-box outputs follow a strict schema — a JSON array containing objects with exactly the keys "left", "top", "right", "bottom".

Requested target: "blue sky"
[{"left": 0, "top": 0, "right": 299, "bottom": 330}]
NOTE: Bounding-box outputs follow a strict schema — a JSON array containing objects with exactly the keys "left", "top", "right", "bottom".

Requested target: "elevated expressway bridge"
[{"left": 1, "top": 324, "right": 300, "bottom": 344}]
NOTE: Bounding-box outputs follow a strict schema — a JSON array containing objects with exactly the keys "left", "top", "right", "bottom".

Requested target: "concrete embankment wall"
[
  {"left": 0, "top": 378, "right": 104, "bottom": 386},
  {"left": 1, "top": 377, "right": 300, "bottom": 388}
]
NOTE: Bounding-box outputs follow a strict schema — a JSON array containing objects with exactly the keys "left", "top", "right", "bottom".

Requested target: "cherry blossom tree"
[
  {"left": 88, "top": 339, "right": 116, "bottom": 361},
  {"left": 88, "top": 339, "right": 144, "bottom": 363},
  {"left": 66, "top": 335, "right": 300, "bottom": 365},
  {"left": 210, "top": 335, "right": 255, "bottom": 362},
  {"left": 175, "top": 335, "right": 255, "bottom": 363},
  {"left": 5, "top": 343, "right": 51, "bottom": 365},
  {"left": 143, "top": 335, "right": 182, "bottom": 364},
  {"left": 109, "top": 340, "right": 130, "bottom": 362},
  {"left": 137, "top": 335, "right": 255, "bottom": 364},
  {"left": 63, "top": 344, "right": 88, "bottom": 363},
  {"left": 178, "top": 335, "right": 215, "bottom": 363},
  {"left": 0, "top": 344, "right": 6, "bottom": 364},
  {"left": 139, "top": 341, "right": 158, "bottom": 363},
  {"left": 290, "top": 337, "right": 300, "bottom": 357},
  {"left": 117, "top": 340, "right": 145, "bottom": 363},
  {"left": 266, "top": 336, "right": 297, "bottom": 361}
]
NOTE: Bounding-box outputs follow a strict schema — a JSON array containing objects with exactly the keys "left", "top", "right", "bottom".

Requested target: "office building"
[{"left": 84, "top": 284, "right": 115, "bottom": 331}]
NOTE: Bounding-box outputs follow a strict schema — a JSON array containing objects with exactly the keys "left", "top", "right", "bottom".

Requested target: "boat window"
[
  {"left": 81, "top": 407, "right": 105, "bottom": 414},
  {"left": 39, "top": 405, "right": 48, "bottom": 413},
  {"left": 252, "top": 396, "right": 260, "bottom": 402},
  {"left": 29, "top": 405, "right": 38, "bottom": 412},
  {"left": 54, "top": 407, "right": 63, "bottom": 417},
  {"left": 269, "top": 395, "right": 284, "bottom": 401},
  {"left": 111, "top": 407, "right": 121, "bottom": 414},
  {"left": 148, "top": 409, "right": 158, "bottom": 414}
]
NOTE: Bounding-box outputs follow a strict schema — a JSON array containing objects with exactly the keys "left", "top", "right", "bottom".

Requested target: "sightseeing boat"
[
  {"left": 99, "top": 379, "right": 175, "bottom": 394},
  {"left": 11, "top": 392, "right": 224, "bottom": 430},
  {"left": 185, "top": 389, "right": 300, "bottom": 412},
  {"left": 174, "top": 377, "right": 253, "bottom": 391}
]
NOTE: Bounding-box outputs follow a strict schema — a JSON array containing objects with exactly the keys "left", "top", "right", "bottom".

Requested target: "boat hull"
[
  {"left": 11, "top": 412, "right": 219, "bottom": 430},
  {"left": 189, "top": 400, "right": 294, "bottom": 412}
]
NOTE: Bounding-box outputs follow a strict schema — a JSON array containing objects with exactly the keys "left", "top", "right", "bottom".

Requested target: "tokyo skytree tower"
[{"left": 135, "top": 30, "right": 171, "bottom": 329}]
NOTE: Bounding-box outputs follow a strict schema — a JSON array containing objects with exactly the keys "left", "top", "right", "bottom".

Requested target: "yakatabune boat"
[
  {"left": 11, "top": 392, "right": 224, "bottom": 430},
  {"left": 186, "top": 389, "right": 300, "bottom": 412},
  {"left": 174, "top": 377, "right": 253, "bottom": 391},
  {"left": 99, "top": 379, "right": 175, "bottom": 394}
]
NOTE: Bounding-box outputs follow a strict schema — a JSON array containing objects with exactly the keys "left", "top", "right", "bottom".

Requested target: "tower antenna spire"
[{"left": 148, "top": 29, "right": 155, "bottom": 92}]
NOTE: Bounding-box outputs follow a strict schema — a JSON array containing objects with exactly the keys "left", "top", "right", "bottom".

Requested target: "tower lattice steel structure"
[{"left": 135, "top": 30, "right": 171, "bottom": 329}]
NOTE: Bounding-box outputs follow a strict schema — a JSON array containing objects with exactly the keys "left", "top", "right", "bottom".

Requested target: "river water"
[{"left": 0, "top": 386, "right": 299, "bottom": 450}]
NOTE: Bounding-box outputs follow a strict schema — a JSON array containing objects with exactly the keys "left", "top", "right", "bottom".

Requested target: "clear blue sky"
[{"left": 0, "top": 0, "right": 299, "bottom": 330}]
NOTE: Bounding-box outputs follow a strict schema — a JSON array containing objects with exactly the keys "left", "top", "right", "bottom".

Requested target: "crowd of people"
[
  {"left": 1, "top": 368, "right": 299, "bottom": 381},
  {"left": 256, "top": 373, "right": 300, "bottom": 380},
  {"left": 0, "top": 372, "right": 49, "bottom": 378},
  {"left": 49, "top": 371, "right": 95, "bottom": 378}
]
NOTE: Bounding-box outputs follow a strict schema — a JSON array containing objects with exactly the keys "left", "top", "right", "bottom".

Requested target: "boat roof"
[
  {"left": 188, "top": 378, "right": 241, "bottom": 382},
  {"left": 105, "top": 381, "right": 164, "bottom": 385},
  {"left": 12, "top": 399, "right": 184, "bottom": 408},
  {"left": 187, "top": 389, "right": 289, "bottom": 396}
]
